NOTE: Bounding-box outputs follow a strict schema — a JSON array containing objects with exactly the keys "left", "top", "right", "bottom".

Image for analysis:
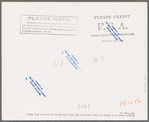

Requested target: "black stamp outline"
[{"left": 20, "top": 14, "right": 78, "bottom": 36}]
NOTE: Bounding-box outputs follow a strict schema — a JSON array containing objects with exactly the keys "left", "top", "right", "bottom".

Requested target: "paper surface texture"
[{"left": 2, "top": 2, "right": 147, "bottom": 120}]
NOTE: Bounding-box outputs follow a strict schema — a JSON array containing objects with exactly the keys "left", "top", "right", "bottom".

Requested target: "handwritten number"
[
  {"left": 60, "top": 61, "right": 64, "bottom": 66},
  {"left": 52, "top": 61, "right": 56, "bottom": 68},
  {"left": 120, "top": 98, "right": 141, "bottom": 107},
  {"left": 77, "top": 104, "right": 81, "bottom": 109},
  {"left": 56, "top": 61, "right": 59, "bottom": 67}
]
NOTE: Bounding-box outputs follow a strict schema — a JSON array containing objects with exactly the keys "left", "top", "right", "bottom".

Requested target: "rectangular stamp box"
[{"left": 20, "top": 15, "right": 78, "bottom": 36}]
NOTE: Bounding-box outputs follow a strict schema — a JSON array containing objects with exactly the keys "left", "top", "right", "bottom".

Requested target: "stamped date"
[{"left": 77, "top": 104, "right": 90, "bottom": 109}]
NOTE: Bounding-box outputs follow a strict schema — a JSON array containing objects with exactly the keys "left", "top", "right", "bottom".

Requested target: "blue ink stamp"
[
  {"left": 62, "top": 50, "right": 81, "bottom": 71},
  {"left": 35, "top": 80, "right": 43, "bottom": 90},
  {"left": 105, "top": 21, "right": 122, "bottom": 42},
  {"left": 26, "top": 76, "right": 46, "bottom": 97}
]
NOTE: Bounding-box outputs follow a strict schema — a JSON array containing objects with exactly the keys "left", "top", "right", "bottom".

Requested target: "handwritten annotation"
[
  {"left": 53, "top": 57, "right": 104, "bottom": 68},
  {"left": 120, "top": 98, "right": 141, "bottom": 107}
]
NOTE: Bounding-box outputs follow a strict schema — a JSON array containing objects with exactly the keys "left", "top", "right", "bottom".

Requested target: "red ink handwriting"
[{"left": 120, "top": 98, "right": 141, "bottom": 107}]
